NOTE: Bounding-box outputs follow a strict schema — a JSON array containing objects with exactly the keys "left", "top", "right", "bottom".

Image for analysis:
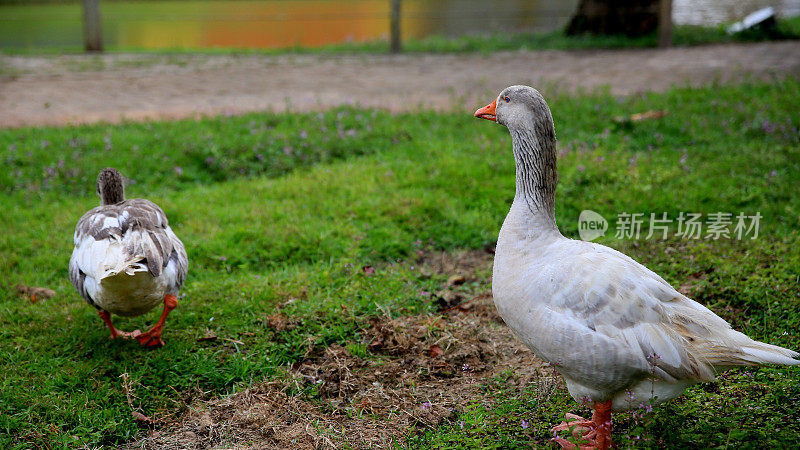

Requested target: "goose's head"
[
  {"left": 474, "top": 86, "right": 559, "bottom": 217},
  {"left": 97, "top": 167, "right": 125, "bottom": 205},
  {"left": 474, "top": 85, "right": 552, "bottom": 132}
]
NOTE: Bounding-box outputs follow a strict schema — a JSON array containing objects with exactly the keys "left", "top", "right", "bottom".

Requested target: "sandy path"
[{"left": 1, "top": 41, "right": 799, "bottom": 128}]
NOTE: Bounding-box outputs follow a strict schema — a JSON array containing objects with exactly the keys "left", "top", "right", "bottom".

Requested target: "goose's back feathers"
[
  {"left": 493, "top": 226, "right": 798, "bottom": 408},
  {"left": 69, "top": 198, "right": 187, "bottom": 315}
]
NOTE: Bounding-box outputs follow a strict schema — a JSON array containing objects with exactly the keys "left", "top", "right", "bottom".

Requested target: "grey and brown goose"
[
  {"left": 69, "top": 168, "right": 188, "bottom": 347},
  {"left": 474, "top": 86, "right": 798, "bottom": 449}
]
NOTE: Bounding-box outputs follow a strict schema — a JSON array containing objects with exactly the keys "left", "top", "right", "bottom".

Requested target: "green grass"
[
  {"left": 1, "top": 78, "right": 799, "bottom": 448},
  {"left": 3, "top": 16, "right": 799, "bottom": 57}
]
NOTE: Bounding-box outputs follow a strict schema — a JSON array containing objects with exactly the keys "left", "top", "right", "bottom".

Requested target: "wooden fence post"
[
  {"left": 390, "top": 0, "right": 401, "bottom": 53},
  {"left": 658, "top": 0, "right": 672, "bottom": 47},
  {"left": 83, "top": 0, "right": 103, "bottom": 52}
]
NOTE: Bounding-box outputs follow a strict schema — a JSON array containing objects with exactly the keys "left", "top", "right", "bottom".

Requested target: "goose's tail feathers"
[{"left": 740, "top": 341, "right": 799, "bottom": 366}]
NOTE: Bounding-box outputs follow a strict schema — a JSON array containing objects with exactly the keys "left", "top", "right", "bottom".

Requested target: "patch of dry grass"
[{"left": 123, "top": 250, "right": 562, "bottom": 449}]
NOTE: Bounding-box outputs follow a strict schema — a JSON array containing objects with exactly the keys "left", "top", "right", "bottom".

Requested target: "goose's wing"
[
  {"left": 115, "top": 198, "right": 186, "bottom": 281},
  {"left": 539, "top": 240, "right": 797, "bottom": 387},
  {"left": 69, "top": 199, "right": 188, "bottom": 305},
  {"left": 69, "top": 246, "right": 95, "bottom": 307},
  {"left": 129, "top": 198, "right": 189, "bottom": 292}
]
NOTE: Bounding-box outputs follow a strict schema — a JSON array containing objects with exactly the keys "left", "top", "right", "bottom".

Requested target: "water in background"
[{"left": 1, "top": 0, "right": 798, "bottom": 50}]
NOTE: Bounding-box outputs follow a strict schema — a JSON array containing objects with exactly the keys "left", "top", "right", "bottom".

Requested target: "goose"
[
  {"left": 474, "top": 86, "right": 798, "bottom": 449},
  {"left": 69, "top": 168, "right": 188, "bottom": 347}
]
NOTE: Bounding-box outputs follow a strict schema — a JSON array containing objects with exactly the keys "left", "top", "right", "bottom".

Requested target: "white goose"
[
  {"left": 474, "top": 86, "right": 798, "bottom": 449},
  {"left": 69, "top": 168, "right": 188, "bottom": 347}
]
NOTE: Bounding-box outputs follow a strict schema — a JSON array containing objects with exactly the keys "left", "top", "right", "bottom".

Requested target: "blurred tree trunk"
[
  {"left": 390, "top": 0, "right": 401, "bottom": 53},
  {"left": 658, "top": 0, "right": 672, "bottom": 47},
  {"left": 83, "top": 0, "right": 103, "bottom": 52},
  {"left": 566, "top": 0, "right": 660, "bottom": 37}
]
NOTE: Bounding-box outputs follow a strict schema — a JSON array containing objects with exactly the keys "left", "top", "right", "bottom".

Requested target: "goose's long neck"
[
  {"left": 98, "top": 170, "right": 126, "bottom": 205},
  {"left": 509, "top": 127, "right": 558, "bottom": 230}
]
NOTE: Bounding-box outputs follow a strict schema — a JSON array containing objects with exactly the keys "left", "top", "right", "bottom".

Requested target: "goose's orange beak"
[{"left": 474, "top": 99, "right": 497, "bottom": 122}]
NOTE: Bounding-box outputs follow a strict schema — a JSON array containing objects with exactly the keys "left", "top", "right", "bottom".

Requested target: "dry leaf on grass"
[
  {"left": 15, "top": 284, "right": 56, "bottom": 303},
  {"left": 447, "top": 274, "right": 466, "bottom": 286},
  {"left": 614, "top": 110, "right": 669, "bottom": 123},
  {"left": 264, "top": 313, "right": 300, "bottom": 332},
  {"left": 197, "top": 330, "right": 218, "bottom": 342},
  {"left": 132, "top": 411, "right": 154, "bottom": 426}
]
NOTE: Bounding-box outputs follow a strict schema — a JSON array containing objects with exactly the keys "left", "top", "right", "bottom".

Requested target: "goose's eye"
[{"left": 503, "top": 96, "right": 510, "bottom": 103}]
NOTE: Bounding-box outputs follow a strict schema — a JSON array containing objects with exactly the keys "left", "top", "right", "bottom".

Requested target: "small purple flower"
[
  {"left": 521, "top": 419, "right": 529, "bottom": 429},
  {"left": 299, "top": 130, "right": 308, "bottom": 139},
  {"left": 577, "top": 165, "right": 585, "bottom": 172},
  {"left": 459, "top": 420, "right": 465, "bottom": 429},
  {"left": 422, "top": 401, "right": 431, "bottom": 410}
]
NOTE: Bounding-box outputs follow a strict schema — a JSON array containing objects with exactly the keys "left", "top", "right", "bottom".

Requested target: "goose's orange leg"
[
  {"left": 133, "top": 295, "right": 178, "bottom": 348},
  {"left": 98, "top": 310, "right": 132, "bottom": 339},
  {"left": 552, "top": 400, "right": 614, "bottom": 450}
]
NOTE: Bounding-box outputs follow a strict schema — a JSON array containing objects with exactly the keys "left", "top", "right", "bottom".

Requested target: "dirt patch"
[
  {"left": 677, "top": 269, "right": 710, "bottom": 296},
  {"left": 123, "top": 249, "right": 561, "bottom": 449},
  {"left": 3, "top": 41, "right": 800, "bottom": 128}
]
